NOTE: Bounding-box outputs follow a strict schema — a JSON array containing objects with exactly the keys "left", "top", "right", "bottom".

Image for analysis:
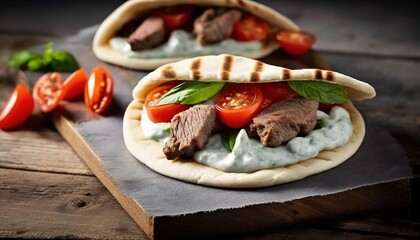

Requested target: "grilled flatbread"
[
  {"left": 93, "top": 0, "right": 299, "bottom": 70},
  {"left": 123, "top": 54, "right": 376, "bottom": 188}
]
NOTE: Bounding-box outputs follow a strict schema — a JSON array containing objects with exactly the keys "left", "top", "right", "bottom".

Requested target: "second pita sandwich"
[{"left": 93, "top": 0, "right": 299, "bottom": 70}]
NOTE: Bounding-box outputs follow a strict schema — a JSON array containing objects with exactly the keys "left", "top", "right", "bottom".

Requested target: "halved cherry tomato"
[
  {"left": 0, "top": 84, "right": 34, "bottom": 130},
  {"left": 154, "top": 5, "right": 193, "bottom": 31},
  {"left": 231, "top": 15, "right": 270, "bottom": 42},
  {"left": 257, "top": 82, "right": 300, "bottom": 108},
  {"left": 33, "top": 72, "right": 66, "bottom": 113},
  {"left": 145, "top": 82, "right": 189, "bottom": 123},
  {"left": 84, "top": 67, "right": 114, "bottom": 114},
  {"left": 215, "top": 84, "right": 263, "bottom": 128},
  {"left": 62, "top": 68, "right": 88, "bottom": 100},
  {"left": 275, "top": 30, "right": 316, "bottom": 56}
]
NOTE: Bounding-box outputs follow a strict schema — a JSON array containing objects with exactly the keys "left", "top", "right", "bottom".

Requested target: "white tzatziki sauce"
[
  {"left": 141, "top": 110, "right": 171, "bottom": 144},
  {"left": 110, "top": 30, "right": 262, "bottom": 58},
  {"left": 140, "top": 106, "right": 353, "bottom": 173}
]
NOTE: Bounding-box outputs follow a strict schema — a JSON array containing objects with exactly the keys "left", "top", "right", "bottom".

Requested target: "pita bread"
[
  {"left": 93, "top": 0, "right": 300, "bottom": 70},
  {"left": 123, "top": 54, "right": 376, "bottom": 188}
]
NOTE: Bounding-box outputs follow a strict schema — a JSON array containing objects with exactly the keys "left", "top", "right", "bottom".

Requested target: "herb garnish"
[
  {"left": 8, "top": 42, "right": 79, "bottom": 72},
  {"left": 157, "top": 81, "right": 225, "bottom": 106},
  {"left": 288, "top": 80, "right": 348, "bottom": 104},
  {"left": 221, "top": 130, "right": 239, "bottom": 152}
]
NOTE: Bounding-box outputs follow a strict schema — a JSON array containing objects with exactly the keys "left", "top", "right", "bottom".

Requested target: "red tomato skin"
[
  {"left": 276, "top": 31, "right": 316, "bottom": 56},
  {"left": 257, "top": 82, "right": 300, "bottom": 108},
  {"left": 215, "top": 84, "right": 263, "bottom": 128},
  {"left": 145, "top": 82, "right": 188, "bottom": 123},
  {"left": 231, "top": 15, "right": 270, "bottom": 42},
  {"left": 146, "top": 103, "right": 189, "bottom": 123},
  {"left": 0, "top": 84, "right": 34, "bottom": 130},
  {"left": 84, "top": 67, "right": 114, "bottom": 114},
  {"left": 63, "top": 68, "right": 88, "bottom": 100},
  {"left": 155, "top": 5, "right": 193, "bottom": 31},
  {"left": 33, "top": 72, "right": 66, "bottom": 113}
]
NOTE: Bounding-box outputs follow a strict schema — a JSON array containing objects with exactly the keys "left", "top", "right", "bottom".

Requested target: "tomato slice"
[
  {"left": 84, "top": 66, "right": 114, "bottom": 114},
  {"left": 275, "top": 31, "right": 316, "bottom": 56},
  {"left": 0, "top": 84, "right": 34, "bottom": 130},
  {"left": 62, "top": 68, "right": 88, "bottom": 100},
  {"left": 215, "top": 84, "right": 263, "bottom": 128},
  {"left": 257, "top": 82, "right": 300, "bottom": 108},
  {"left": 33, "top": 72, "right": 66, "bottom": 113},
  {"left": 231, "top": 15, "right": 270, "bottom": 42},
  {"left": 145, "top": 82, "right": 189, "bottom": 123},
  {"left": 154, "top": 5, "right": 193, "bottom": 31}
]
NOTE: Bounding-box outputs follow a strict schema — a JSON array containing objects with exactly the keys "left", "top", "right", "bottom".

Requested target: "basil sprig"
[
  {"left": 221, "top": 130, "right": 239, "bottom": 152},
  {"left": 157, "top": 81, "right": 225, "bottom": 106},
  {"left": 8, "top": 42, "right": 79, "bottom": 72},
  {"left": 288, "top": 80, "right": 348, "bottom": 104}
]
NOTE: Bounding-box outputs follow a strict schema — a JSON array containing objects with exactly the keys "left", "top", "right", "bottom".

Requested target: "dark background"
[{"left": 1, "top": 0, "right": 419, "bottom": 57}]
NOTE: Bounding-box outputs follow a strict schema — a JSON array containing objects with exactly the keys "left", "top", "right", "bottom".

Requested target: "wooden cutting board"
[{"left": 25, "top": 27, "right": 411, "bottom": 239}]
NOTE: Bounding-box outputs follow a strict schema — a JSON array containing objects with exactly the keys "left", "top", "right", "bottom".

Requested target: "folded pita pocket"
[
  {"left": 123, "top": 54, "right": 376, "bottom": 188},
  {"left": 93, "top": 0, "right": 299, "bottom": 70}
]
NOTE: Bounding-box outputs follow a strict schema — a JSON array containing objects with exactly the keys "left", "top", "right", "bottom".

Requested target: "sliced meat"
[
  {"left": 163, "top": 105, "right": 219, "bottom": 160},
  {"left": 127, "top": 17, "right": 166, "bottom": 51},
  {"left": 194, "top": 9, "right": 242, "bottom": 45},
  {"left": 248, "top": 98, "right": 319, "bottom": 147}
]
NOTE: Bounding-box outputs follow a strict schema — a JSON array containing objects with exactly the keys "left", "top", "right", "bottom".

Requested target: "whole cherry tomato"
[
  {"left": 215, "top": 84, "right": 263, "bottom": 128},
  {"left": 0, "top": 84, "right": 34, "bottom": 130},
  {"left": 155, "top": 5, "right": 193, "bottom": 31},
  {"left": 62, "top": 68, "right": 88, "bottom": 100},
  {"left": 257, "top": 82, "right": 300, "bottom": 108},
  {"left": 145, "top": 81, "right": 189, "bottom": 123},
  {"left": 231, "top": 15, "right": 270, "bottom": 42},
  {"left": 275, "top": 31, "right": 316, "bottom": 56},
  {"left": 33, "top": 72, "right": 66, "bottom": 113},
  {"left": 84, "top": 67, "right": 114, "bottom": 114}
]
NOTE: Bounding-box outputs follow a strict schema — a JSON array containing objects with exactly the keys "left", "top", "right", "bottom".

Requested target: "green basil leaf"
[
  {"left": 7, "top": 42, "right": 79, "bottom": 72},
  {"left": 7, "top": 50, "right": 42, "bottom": 69},
  {"left": 157, "top": 81, "right": 225, "bottom": 106},
  {"left": 221, "top": 130, "right": 238, "bottom": 152},
  {"left": 42, "top": 42, "right": 54, "bottom": 66},
  {"left": 50, "top": 50, "right": 79, "bottom": 72},
  {"left": 162, "top": 125, "right": 171, "bottom": 133},
  {"left": 44, "top": 42, "right": 54, "bottom": 57},
  {"left": 288, "top": 80, "right": 348, "bottom": 104},
  {"left": 27, "top": 58, "right": 46, "bottom": 71}
]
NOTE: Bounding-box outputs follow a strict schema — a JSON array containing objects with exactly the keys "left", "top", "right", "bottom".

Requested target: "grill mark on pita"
[
  {"left": 282, "top": 69, "right": 291, "bottom": 80},
  {"left": 223, "top": 55, "right": 233, "bottom": 72},
  {"left": 221, "top": 71, "right": 230, "bottom": 81},
  {"left": 237, "top": 0, "right": 246, "bottom": 7},
  {"left": 250, "top": 72, "right": 260, "bottom": 82},
  {"left": 192, "top": 71, "right": 201, "bottom": 80},
  {"left": 326, "top": 71, "right": 335, "bottom": 81},
  {"left": 254, "top": 61, "right": 264, "bottom": 72},
  {"left": 314, "top": 69, "right": 323, "bottom": 80},
  {"left": 221, "top": 55, "right": 233, "bottom": 80},
  {"left": 162, "top": 66, "right": 176, "bottom": 79},
  {"left": 191, "top": 58, "right": 201, "bottom": 70},
  {"left": 250, "top": 61, "right": 264, "bottom": 82},
  {"left": 190, "top": 58, "right": 202, "bottom": 80}
]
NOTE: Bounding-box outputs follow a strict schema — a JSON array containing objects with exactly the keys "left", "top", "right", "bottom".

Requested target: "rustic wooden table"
[{"left": 1, "top": 0, "right": 419, "bottom": 239}]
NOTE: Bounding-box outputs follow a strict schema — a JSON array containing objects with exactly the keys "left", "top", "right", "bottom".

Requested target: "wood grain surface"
[{"left": 1, "top": 0, "right": 420, "bottom": 239}]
